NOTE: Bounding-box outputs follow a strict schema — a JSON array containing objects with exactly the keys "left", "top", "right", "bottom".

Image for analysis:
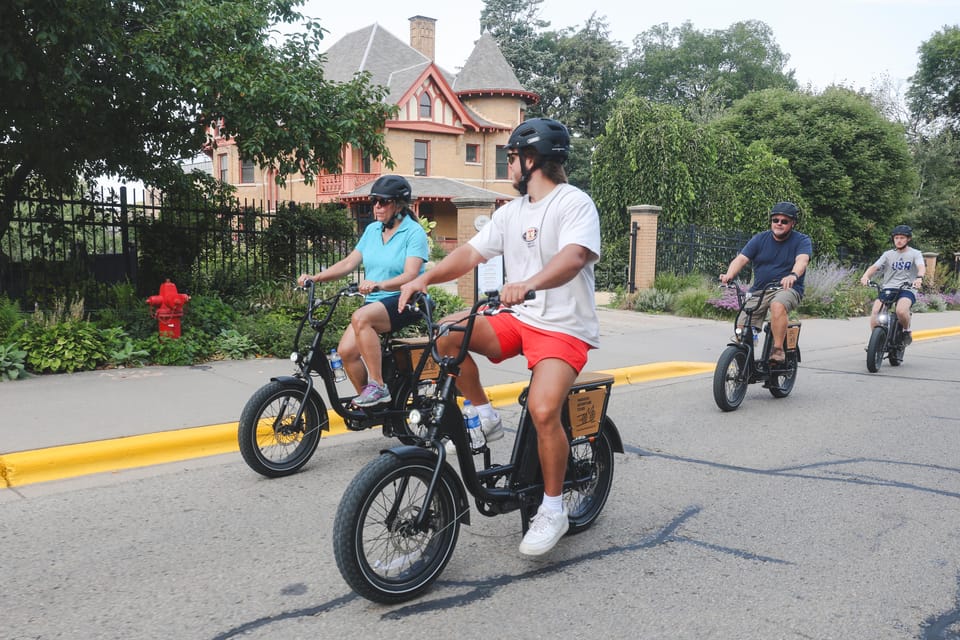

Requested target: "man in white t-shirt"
[{"left": 398, "top": 118, "right": 601, "bottom": 557}]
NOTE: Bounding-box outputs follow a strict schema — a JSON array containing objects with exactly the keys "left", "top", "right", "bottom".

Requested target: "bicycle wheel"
[
  {"left": 866, "top": 327, "right": 887, "bottom": 373},
  {"left": 768, "top": 354, "right": 798, "bottom": 398},
  {"left": 333, "top": 454, "right": 461, "bottom": 604},
  {"left": 565, "top": 421, "right": 616, "bottom": 534},
  {"left": 713, "top": 345, "right": 749, "bottom": 411},
  {"left": 238, "top": 381, "right": 325, "bottom": 477},
  {"left": 889, "top": 325, "right": 904, "bottom": 366}
]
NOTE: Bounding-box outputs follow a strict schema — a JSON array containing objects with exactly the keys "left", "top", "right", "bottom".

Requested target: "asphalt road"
[{"left": 2, "top": 328, "right": 960, "bottom": 639}]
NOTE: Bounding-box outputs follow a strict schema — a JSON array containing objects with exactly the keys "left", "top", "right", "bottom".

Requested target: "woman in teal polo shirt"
[{"left": 297, "top": 175, "right": 429, "bottom": 406}]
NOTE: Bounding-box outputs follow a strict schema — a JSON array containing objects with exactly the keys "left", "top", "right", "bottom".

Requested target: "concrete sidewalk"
[{"left": 3, "top": 307, "right": 960, "bottom": 487}]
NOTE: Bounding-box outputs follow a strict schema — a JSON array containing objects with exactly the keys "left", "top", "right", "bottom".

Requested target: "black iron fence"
[
  {"left": 0, "top": 187, "right": 357, "bottom": 308},
  {"left": 657, "top": 224, "right": 752, "bottom": 278}
]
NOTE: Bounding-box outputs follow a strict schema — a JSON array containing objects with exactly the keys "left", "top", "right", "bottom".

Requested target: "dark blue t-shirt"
[{"left": 741, "top": 230, "right": 813, "bottom": 296}]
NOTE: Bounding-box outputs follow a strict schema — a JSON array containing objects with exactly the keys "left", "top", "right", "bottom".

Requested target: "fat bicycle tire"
[
  {"left": 565, "top": 420, "right": 616, "bottom": 534},
  {"left": 889, "top": 331, "right": 904, "bottom": 366},
  {"left": 333, "top": 454, "right": 461, "bottom": 604},
  {"left": 866, "top": 327, "right": 887, "bottom": 373},
  {"left": 713, "top": 345, "right": 749, "bottom": 411},
  {"left": 238, "top": 381, "right": 325, "bottom": 477},
  {"left": 768, "top": 354, "right": 798, "bottom": 398}
]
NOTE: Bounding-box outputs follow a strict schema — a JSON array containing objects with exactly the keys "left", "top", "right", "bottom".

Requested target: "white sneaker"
[
  {"left": 444, "top": 414, "right": 504, "bottom": 456},
  {"left": 518, "top": 505, "right": 569, "bottom": 556}
]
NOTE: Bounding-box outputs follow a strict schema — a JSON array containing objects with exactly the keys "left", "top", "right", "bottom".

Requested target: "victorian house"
[{"left": 209, "top": 16, "right": 539, "bottom": 254}]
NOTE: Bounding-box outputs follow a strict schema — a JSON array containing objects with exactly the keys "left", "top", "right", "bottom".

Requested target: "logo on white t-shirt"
[{"left": 522, "top": 227, "right": 538, "bottom": 246}]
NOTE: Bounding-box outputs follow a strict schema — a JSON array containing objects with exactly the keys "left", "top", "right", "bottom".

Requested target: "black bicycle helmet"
[
  {"left": 507, "top": 118, "right": 571, "bottom": 163},
  {"left": 769, "top": 201, "right": 800, "bottom": 220},
  {"left": 890, "top": 224, "right": 913, "bottom": 238},
  {"left": 369, "top": 174, "right": 412, "bottom": 202}
]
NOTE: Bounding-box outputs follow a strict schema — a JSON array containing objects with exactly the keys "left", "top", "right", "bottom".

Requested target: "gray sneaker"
[{"left": 353, "top": 383, "right": 391, "bottom": 407}]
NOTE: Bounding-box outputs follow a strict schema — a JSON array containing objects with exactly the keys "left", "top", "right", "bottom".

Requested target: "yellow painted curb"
[
  {"left": 0, "top": 361, "right": 716, "bottom": 488},
  {"left": 914, "top": 326, "right": 960, "bottom": 341}
]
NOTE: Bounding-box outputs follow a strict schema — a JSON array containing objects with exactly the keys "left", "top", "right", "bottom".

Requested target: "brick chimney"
[{"left": 409, "top": 15, "right": 436, "bottom": 61}]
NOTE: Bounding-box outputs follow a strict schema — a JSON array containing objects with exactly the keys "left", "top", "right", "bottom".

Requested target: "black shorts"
[{"left": 369, "top": 294, "right": 425, "bottom": 332}]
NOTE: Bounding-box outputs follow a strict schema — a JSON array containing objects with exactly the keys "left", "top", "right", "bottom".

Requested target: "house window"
[
  {"left": 362, "top": 153, "right": 372, "bottom": 174},
  {"left": 419, "top": 93, "right": 432, "bottom": 118},
  {"left": 496, "top": 146, "right": 509, "bottom": 179},
  {"left": 465, "top": 144, "right": 479, "bottom": 164},
  {"left": 414, "top": 140, "right": 429, "bottom": 176},
  {"left": 218, "top": 154, "right": 229, "bottom": 182},
  {"left": 240, "top": 159, "right": 255, "bottom": 183}
]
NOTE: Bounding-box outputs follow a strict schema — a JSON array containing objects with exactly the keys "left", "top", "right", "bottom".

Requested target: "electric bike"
[
  {"left": 332, "top": 291, "right": 624, "bottom": 603},
  {"left": 713, "top": 282, "right": 802, "bottom": 412},
  {"left": 865, "top": 281, "right": 913, "bottom": 373},
  {"left": 237, "top": 281, "right": 437, "bottom": 477}
]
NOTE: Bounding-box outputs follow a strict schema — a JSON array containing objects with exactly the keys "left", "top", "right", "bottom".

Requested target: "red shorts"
[{"left": 485, "top": 312, "right": 590, "bottom": 372}]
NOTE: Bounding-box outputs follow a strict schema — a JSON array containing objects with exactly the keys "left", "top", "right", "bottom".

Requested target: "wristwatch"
[{"left": 789, "top": 272, "right": 799, "bottom": 279}]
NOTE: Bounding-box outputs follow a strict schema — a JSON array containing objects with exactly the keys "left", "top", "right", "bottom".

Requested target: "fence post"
[
  {"left": 628, "top": 204, "right": 661, "bottom": 290},
  {"left": 922, "top": 251, "right": 938, "bottom": 288},
  {"left": 119, "top": 186, "right": 137, "bottom": 285},
  {"left": 451, "top": 197, "right": 497, "bottom": 304}
]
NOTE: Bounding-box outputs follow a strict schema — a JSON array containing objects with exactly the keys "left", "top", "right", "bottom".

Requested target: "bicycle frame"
[
  {"left": 278, "top": 281, "right": 436, "bottom": 435},
  {"left": 724, "top": 283, "right": 801, "bottom": 376},
  {"left": 396, "top": 292, "right": 624, "bottom": 533},
  {"left": 870, "top": 282, "right": 911, "bottom": 350}
]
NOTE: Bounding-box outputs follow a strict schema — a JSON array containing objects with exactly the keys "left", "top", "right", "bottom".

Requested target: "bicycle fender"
[
  {"left": 601, "top": 416, "right": 625, "bottom": 454},
  {"left": 267, "top": 375, "right": 331, "bottom": 430},
  {"left": 381, "top": 446, "right": 472, "bottom": 526}
]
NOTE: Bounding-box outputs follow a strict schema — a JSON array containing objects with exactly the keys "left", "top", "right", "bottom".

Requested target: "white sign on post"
[{"left": 475, "top": 255, "right": 504, "bottom": 297}]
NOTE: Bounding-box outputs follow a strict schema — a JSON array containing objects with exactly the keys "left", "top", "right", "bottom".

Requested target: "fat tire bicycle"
[
  {"left": 332, "top": 291, "right": 624, "bottom": 603},
  {"left": 238, "top": 281, "right": 437, "bottom": 477},
  {"left": 713, "top": 282, "right": 802, "bottom": 412},
  {"left": 865, "top": 281, "right": 913, "bottom": 373}
]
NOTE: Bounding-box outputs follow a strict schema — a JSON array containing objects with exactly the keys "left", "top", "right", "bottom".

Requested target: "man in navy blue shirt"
[{"left": 720, "top": 202, "right": 813, "bottom": 364}]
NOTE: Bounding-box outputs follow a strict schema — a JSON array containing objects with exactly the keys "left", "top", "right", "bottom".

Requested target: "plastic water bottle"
[
  {"left": 463, "top": 400, "right": 485, "bottom": 450},
  {"left": 329, "top": 349, "right": 346, "bottom": 382},
  {"left": 751, "top": 327, "right": 759, "bottom": 347}
]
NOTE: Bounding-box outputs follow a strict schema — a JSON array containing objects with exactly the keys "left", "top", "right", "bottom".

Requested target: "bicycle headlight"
[
  {"left": 289, "top": 351, "right": 300, "bottom": 363},
  {"left": 877, "top": 312, "right": 889, "bottom": 325},
  {"left": 407, "top": 409, "right": 422, "bottom": 427}
]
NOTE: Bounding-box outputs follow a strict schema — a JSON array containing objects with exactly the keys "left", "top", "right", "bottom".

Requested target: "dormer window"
[{"left": 419, "top": 93, "right": 432, "bottom": 118}]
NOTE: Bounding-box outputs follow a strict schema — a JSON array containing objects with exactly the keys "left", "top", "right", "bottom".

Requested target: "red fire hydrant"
[{"left": 146, "top": 279, "right": 191, "bottom": 338}]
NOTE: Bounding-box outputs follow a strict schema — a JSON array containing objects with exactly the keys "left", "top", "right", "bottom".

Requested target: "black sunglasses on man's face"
[{"left": 370, "top": 197, "right": 393, "bottom": 207}]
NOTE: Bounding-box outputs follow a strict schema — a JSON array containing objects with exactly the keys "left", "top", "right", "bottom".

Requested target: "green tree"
[
  {"left": 714, "top": 87, "right": 917, "bottom": 256},
  {"left": 907, "top": 25, "right": 960, "bottom": 131},
  {"left": 591, "top": 95, "right": 807, "bottom": 276},
  {"left": 480, "top": 0, "right": 553, "bottom": 91},
  {"left": 912, "top": 129, "right": 960, "bottom": 255},
  {"left": 622, "top": 20, "right": 797, "bottom": 121},
  {"left": 0, "top": 0, "right": 395, "bottom": 243}
]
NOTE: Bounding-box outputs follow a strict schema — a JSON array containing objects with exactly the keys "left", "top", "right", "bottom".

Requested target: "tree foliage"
[
  {"left": 591, "top": 95, "right": 808, "bottom": 275},
  {"left": 622, "top": 20, "right": 797, "bottom": 120},
  {"left": 714, "top": 87, "right": 918, "bottom": 256},
  {"left": 0, "top": 0, "right": 395, "bottom": 241},
  {"left": 907, "top": 25, "right": 960, "bottom": 131}
]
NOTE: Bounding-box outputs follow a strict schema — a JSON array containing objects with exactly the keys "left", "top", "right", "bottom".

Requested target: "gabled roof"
[{"left": 323, "top": 24, "right": 434, "bottom": 102}]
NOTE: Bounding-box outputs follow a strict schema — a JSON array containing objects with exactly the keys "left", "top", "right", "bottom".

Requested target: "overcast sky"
[{"left": 294, "top": 0, "right": 960, "bottom": 91}]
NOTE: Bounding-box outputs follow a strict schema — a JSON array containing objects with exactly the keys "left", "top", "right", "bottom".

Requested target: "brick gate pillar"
[
  {"left": 629, "top": 204, "right": 661, "bottom": 291},
  {"left": 452, "top": 197, "right": 498, "bottom": 303}
]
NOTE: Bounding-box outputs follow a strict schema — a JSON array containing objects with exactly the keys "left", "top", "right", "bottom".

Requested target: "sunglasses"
[
  {"left": 770, "top": 217, "right": 793, "bottom": 225},
  {"left": 370, "top": 197, "right": 393, "bottom": 207},
  {"left": 506, "top": 152, "right": 519, "bottom": 163}
]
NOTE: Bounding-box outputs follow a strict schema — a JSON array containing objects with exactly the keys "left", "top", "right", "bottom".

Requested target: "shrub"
[
  {"left": 18, "top": 320, "right": 108, "bottom": 373},
  {"left": 139, "top": 329, "right": 210, "bottom": 366},
  {"left": 100, "top": 326, "right": 151, "bottom": 368},
  {"left": 0, "top": 295, "right": 26, "bottom": 342},
  {"left": 654, "top": 272, "right": 706, "bottom": 294},
  {"left": 214, "top": 329, "right": 260, "bottom": 360},
  {"left": 0, "top": 343, "right": 28, "bottom": 381}
]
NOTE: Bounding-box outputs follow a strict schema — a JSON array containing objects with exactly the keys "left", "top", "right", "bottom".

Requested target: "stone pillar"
[
  {"left": 923, "top": 251, "right": 938, "bottom": 286},
  {"left": 452, "top": 197, "right": 498, "bottom": 303},
  {"left": 629, "top": 205, "right": 661, "bottom": 291}
]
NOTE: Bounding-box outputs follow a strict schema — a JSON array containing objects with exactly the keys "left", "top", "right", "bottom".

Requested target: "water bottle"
[
  {"left": 329, "top": 349, "right": 347, "bottom": 382},
  {"left": 751, "top": 327, "right": 759, "bottom": 347},
  {"left": 463, "top": 400, "right": 485, "bottom": 450}
]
